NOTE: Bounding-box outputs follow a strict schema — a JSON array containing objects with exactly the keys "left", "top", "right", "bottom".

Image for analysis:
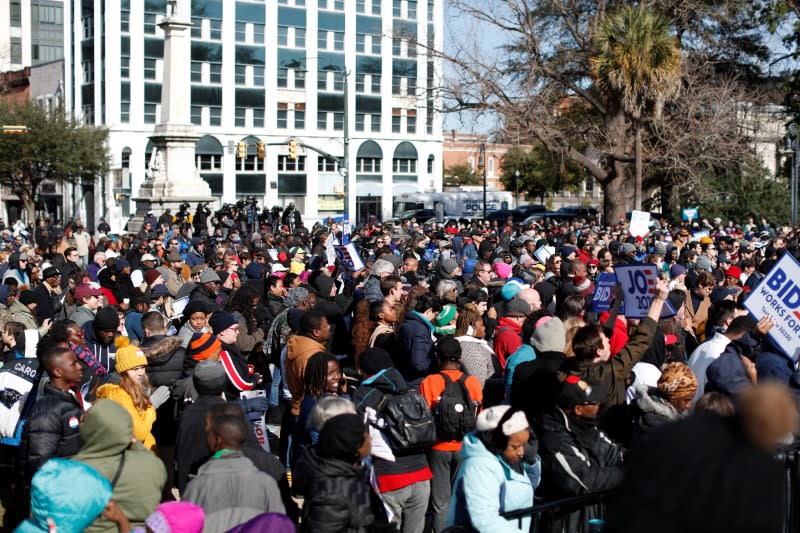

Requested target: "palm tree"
[{"left": 590, "top": 5, "right": 682, "bottom": 211}]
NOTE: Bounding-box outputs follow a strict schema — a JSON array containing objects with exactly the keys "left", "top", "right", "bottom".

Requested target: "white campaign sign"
[
  {"left": 629, "top": 210, "right": 651, "bottom": 238},
  {"left": 533, "top": 245, "right": 556, "bottom": 264},
  {"left": 744, "top": 253, "right": 800, "bottom": 361},
  {"left": 615, "top": 264, "right": 658, "bottom": 319},
  {"left": 334, "top": 243, "right": 366, "bottom": 272}
]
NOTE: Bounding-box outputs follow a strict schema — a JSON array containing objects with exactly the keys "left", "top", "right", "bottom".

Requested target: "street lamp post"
[
  {"left": 787, "top": 124, "right": 798, "bottom": 226},
  {"left": 514, "top": 170, "right": 520, "bottom": 209},
  {"left": 478, "top": 143, "right": 486, "bottom": 219}
]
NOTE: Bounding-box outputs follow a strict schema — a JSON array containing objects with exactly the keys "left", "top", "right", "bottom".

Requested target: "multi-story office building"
[
  {"left": 0, "top": 0, "right": 65, "bottom": 71},
  {"left": 62, "top": 0, "right": 443, "bottom": 225}
]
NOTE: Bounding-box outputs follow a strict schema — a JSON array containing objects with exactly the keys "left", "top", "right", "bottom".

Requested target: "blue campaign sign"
[
  {"left": 614, "top": 264, "right": 675, "bottom": 319},
  {"left": 591, "top": 273, "right": 618, "bottom": 313},
  {"left": 744, "top": 252, "right": 800, "bottom": 361},
  {"left": 682, "top": 207, "right": 698, "bottom": 221}
]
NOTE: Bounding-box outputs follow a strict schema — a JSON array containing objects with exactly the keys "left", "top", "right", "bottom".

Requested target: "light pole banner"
[
  {"left": 744, "top": 253, "right": 800, "bottom": 361},
  {"left": 614, "top": 264, "right": 675, "bottom": 319}
]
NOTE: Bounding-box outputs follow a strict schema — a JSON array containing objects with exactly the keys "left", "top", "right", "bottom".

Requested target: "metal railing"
[{"left": 500, "top": 491, "right": 613, "bottom": 533}]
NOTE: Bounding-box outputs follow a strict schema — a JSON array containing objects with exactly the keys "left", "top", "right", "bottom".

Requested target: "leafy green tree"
[
  {"left": 499, "top": 146, "right": 585, "bottom": 203},
  {"left": 0, "top": 101, "right": 109, "bottom": 221},
  {"left": 688, "top": 157, "right": 790, "bottom": 224},
  {"left": 590, "top": 5, "right": 681, "bottom": 211},
  {"left": 444, "top": 163, "right": 481, "bottom": 187}
]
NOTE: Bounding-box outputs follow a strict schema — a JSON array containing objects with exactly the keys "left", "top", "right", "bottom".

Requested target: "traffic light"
[
  {"left": 256, "top": 141, "right": 265, "bottom": 159},
  {"left": 288, "top": 139, "right": 297, "bottom": 160},
  {"left": 236, "top": 141, "right": 246, "bottom": 159}
]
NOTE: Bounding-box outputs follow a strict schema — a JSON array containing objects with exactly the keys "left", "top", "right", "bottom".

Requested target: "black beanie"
[
  {"left": 93, "top": 306, "right": 120, "bottom": 330},
  {"left": 192, "top": 360, "right": 227, "bottom": 396},
  {"left": 359, "top": 347, "right": 393, "bottom": 376},
  {"left": 317, "top": 413, "right": 366, "bottom": 463}
]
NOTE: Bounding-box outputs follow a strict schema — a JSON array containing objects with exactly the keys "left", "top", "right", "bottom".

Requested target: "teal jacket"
[
  {"left": 15, "top": 458, "right": 111, "bottom": 533},
  {"left": 448, "top": 432, "right": 541, "bottom": 532}
]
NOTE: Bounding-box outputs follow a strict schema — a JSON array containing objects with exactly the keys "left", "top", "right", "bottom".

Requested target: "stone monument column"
[{"left": 131, "top": 0, "right": 214, "bottom": 229}]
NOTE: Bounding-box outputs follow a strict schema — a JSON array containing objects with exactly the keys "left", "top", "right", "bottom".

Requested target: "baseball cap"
[
  {"left": 141, "top": 253, "right": 158, "bottom": 262},
  {"left": 558, "top": 375, "right": 608, "bottom": 408},
  {"left": 75, "top": 283, "right": 103, "bottom": 300}
]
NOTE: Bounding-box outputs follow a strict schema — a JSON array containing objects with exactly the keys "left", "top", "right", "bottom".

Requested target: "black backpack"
[
  {"left": 433, "top": 373, "right": 477, "bottom": 441},
  {"left": 376, "top": 389, "right": 437, "bottom": 452}
]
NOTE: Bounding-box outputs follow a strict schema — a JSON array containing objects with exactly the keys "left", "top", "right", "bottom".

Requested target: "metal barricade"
[{"left": 500, "top": 491, "right": 614, "bottom": 533}]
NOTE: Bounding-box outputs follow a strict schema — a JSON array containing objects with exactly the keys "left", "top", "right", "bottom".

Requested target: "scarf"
[{"left": 70, "top": 342, "right": 109, "bottom": 377}]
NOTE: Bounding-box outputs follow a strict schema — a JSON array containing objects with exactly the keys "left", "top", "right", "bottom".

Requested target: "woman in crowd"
[
  {"left": 449, "top": 406, "right": 541, "bottom": 532},
  {"left": 454, "top": 305, "right": 496, "bottom": 388},
  {"left": 96, "top": 339, "right": 166, "bottom": 450}
]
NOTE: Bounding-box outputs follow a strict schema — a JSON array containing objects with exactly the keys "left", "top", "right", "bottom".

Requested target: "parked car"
[
  {"left": 555, "top": 205, "right": 599, "bottom": 219},
  {"left": 397, "top": 209, "right": 437, "bottom": 222},
  {"left": 521, "top": 211, "right": 578, "bottom": 227},
  {"left": 514, "top": 204, "right": 547, "bottom": 218},
  {"left": 486, "top": 209, "right": 527, "bottom": 223}
]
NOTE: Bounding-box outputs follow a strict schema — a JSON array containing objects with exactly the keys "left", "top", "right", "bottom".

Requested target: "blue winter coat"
[
  {"left": 396, "top": 311, "right": 436, "bottom": 386},
  {"left": 448, "top": 432, "right": 541, "bottom": 532},
  {"left": 15, "top": 458, "right": 111, "bottom": 533},
  {"left": 504, "top": 344, "right": 536, "bottom": 402}
]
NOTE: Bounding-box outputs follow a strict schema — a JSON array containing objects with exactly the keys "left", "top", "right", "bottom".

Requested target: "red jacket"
[{"left": 493, "top": 317, "right": 523, "bottom": 369}]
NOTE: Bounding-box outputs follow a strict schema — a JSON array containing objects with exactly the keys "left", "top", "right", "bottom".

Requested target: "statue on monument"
[{"left": 146, "top": 148, "right": 164, "bottom": 182}]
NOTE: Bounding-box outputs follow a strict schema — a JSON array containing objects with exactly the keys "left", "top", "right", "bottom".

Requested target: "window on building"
[
  {"left": 408, "top": 0, "right": 417, "bottom": 19},
  {"left": 210, "top": 63, "right": 222, "bottom": 83},
  {"left": 191, "top": 62, "right": 202, "bottom": 82},
  {"left": 82, "top": 61, "right": 93, "bottom": 83},
  {"left": 120, "top": 102, "right": 130, "bottom": 123},
  {"left": 197, "top": 154, "right": 222, "bottom": 171},
  {"left": 278, "top": 155, "right": 306, "bottom": 172},
  {"left": 295, "top": 103, "right": 306, "bottom": 128},
  {"left": 144, "top": 104, "right": 157, "bottom": 124},
  {"left": 209, "top": 106, "right": 221, "bottom": 126},
  {"left": 121, "top": 57, "right": 130, "bottom": 78},
  {"left": 277, "top": 103, "right": 288, "bottom": 129},
  {"left": 407, "top": 112, "right": 416, "bottom": 134},
  {"left": 10, "top": 0, "right": 21, "bottom": 26},
  {"left": 427, "top": 155, "right": 434, "bottom": 173},
  {"left": 428, "top": 0, "right": 434, "bottom": 21},
  {"left": 82, "top": 104, "right": 94, "bottom": 124},
  {"left": 357, "top": 0, "right": 365, "bottom": 12},
  {"left": 357, "top": 157, "right": 381, "bottom": 172},
  {"left": 393, "top": 0, "right": 401, "bottom": 17},
  {"left": 121, "top": 149, "right": 131, "bottom": 169},
  {"left": 144, "top": 13, "right": 156, "bottom": 34},
  {"left": 9, "top": 37, "right": 22, "bottom": 64},
  {"left": 393, "top": 158, "right": 417, "bottom": 173},
  {"left": 82, "top": 16, "right": 93, "bottom": 39},
  {"left": 121, "top": 11, "right": 129, "bottom": 32},
  {"left": 585, "top": 177, "right": 594, "bottom": 193},
  {"left": 392, "top": 109, "right": 401, "bottom": 133},
  {"left": 373, "top": 0, "right": 381, "bottom": 15},
  {"left": 145, "top": 59, "right": 157, "bottom": 80},
  {"left": 235, "top": 107, "right": 246, "bottom": 127},
  {"left": 318, "top": 158, "right": 339, "bottom": 172}
]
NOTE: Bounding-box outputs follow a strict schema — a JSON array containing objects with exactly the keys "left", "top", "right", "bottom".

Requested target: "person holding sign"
[{"left": 564, "top": 278, "right": 670, "bottom": 409}]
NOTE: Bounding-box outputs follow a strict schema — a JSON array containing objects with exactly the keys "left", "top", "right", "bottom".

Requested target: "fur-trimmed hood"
[
  {"left": 634, "top": 382, "right": 680, "bottom": 421},
  {"left": 140, "top": 335, "right": 182, "bottom": 362}
]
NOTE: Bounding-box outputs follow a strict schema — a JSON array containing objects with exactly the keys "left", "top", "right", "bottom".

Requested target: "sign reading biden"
[{"left": 744, "top": 253, "right": 800, "bottom": 361}]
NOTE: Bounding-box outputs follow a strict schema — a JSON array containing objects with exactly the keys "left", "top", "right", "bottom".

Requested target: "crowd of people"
[{"left": 0, "top": 208, "right": 799, "bottom": 532}]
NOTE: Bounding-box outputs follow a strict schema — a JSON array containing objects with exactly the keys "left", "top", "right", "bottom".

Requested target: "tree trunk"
[
  {"left": 634, "top": 117, "right": 643, "bottom": 211},
  {"left": 22, "top": 194, "right": 36, "bottom": 225},
  {"left": 602, "top": 162, "right": 628, "bottom": 225}
]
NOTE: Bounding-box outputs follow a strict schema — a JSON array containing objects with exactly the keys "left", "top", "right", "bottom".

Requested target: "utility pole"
[
  {"left": 342, "top": 69, "right": 351, "bottom": 227},
  {"left": 478, "top": 143, "right": 486, "bottom": 219},
  {"left": 514, "top": 169, "right": 520, "bottom": 208}
]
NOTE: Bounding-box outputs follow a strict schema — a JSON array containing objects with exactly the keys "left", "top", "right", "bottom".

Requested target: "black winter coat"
[
  {"left": 510, "top": 351, "right": 566, "bottom": 422},
  {"left": 536, "top": 408, "right": 625, "bottom": 499},
  {"left": 297, "top": 447, "right": 392, "bottom": 533},
  {"left": 307, "top": 273, "right": 355, "bottom": 355},
  {"left": 141, "top": 335, "right": 186, "bottom": 388},
  {"left": 33, "top": 283, "right": 63, "bottom": 324},
  {"left": 19, "top": 383, "right": 83, "bottom": 482}
]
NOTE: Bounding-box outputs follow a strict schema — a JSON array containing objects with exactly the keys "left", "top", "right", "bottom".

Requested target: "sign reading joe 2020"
[{"left": 744, "top": 253, "right": 800, "bottom": 361}]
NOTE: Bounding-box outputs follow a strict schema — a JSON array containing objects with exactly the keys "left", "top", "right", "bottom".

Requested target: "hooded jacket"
[
  {"left": 20, "top": 383, "right": 84, "bottom": 482},
  {"left": 73, "top": 399, "right": 166, "bottom": 533},
  {"left": 10, "top": 299, "right": 48, "bottom": 337},
  {"left": 286, "top": 334, "right": 327, "bottom": 415},
  {"left": 15, "top": 458, "right": 111, "bottom": 533},
  {"left": 95, "top": 383, "right": 157, "bottom": 450},
  {"left": 493, "top": 317, "right": 524, "bottom": 369},
  {"left": 352, "top": 367, "right": 432, "bottom": 485},
  {"left": 140, "top": 334, "right": 186, "bottom": 388},
  {"left": 70, "top": 305, "right": 96, "bottom": 327},
  {"left": 396, "top": 311, "right": 436, "bottom": 386},
  {"left": 307, "top": 273, "right": 355, "bottom": 355},
  {"left": 182, "top": 451, "right": 285, "bottom": 533},
  {"left": 297, "top": 447, "right": 390, "bottom": 533},
  {"left": 536, "top": 408, "right": 624, "bottom": 499},
  {"left": 448, "top": 432, "right": 541, "bottom": 532},
  {"left": 630, "top": 384, "right": 681, "bottom": 442},
  {"left": 81, "top": 320, "right": 116, "bottom": 372}
]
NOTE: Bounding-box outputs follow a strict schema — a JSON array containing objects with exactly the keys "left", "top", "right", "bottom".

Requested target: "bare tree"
[{"left": 434, "top": 0, "right": 774, "bottom": 222}]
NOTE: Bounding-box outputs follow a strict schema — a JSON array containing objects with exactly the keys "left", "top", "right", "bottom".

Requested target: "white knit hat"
[{"left": 476, "top": 406, "right": 529, "bottom": 435}]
